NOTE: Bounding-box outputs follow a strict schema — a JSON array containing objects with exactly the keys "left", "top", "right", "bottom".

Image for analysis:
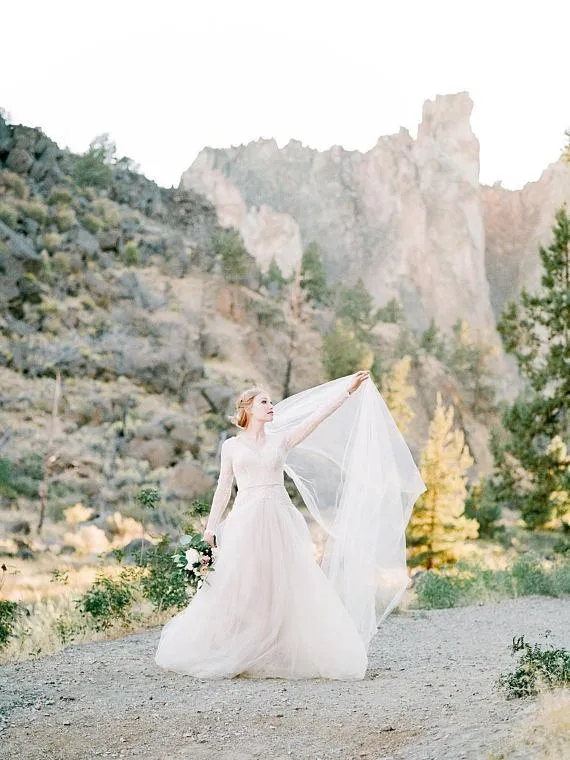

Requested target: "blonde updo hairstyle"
[{"left": 230, "top": 386, "right": 266, "bottom": 429}]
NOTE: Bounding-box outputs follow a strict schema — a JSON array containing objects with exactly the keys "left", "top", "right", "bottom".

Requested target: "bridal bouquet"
[{"left": 172, "top": 533, "right": 218, "bottom": 591}]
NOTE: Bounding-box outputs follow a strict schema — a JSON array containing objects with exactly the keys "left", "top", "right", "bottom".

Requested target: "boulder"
[{"left": 166, "top": 459, "right": 214, "bottom": 499}]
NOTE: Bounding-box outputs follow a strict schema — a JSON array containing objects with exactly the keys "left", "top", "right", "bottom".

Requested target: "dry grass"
[{"left": 489, "top": 689, "right": 570, "bottom": 760}]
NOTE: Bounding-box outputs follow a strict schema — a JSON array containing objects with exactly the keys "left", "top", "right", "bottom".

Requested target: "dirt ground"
[{"left": 1, "top": 596, "right": 568, "bottom": 760}]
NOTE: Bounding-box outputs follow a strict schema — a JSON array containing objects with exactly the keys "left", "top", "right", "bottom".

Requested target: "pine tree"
[
  {"left": 263, "top": 257, "right": 287, "bottom": 295},
  {"left": 322, "top": 322, "right": 372, "bottom": 380},
  {"left": 493, "top": 207, "right": 570, "bottom": 528},
  {"left": 420, "top": 318, "right": 447, "bottom": 360},
  {"left": 380, "top": 356, "right": 416, "bottom": 434},
  {"left": 335, "top": 278, "right": 376, "bottom": 336},
  {"left": 407, "top": 393, "right": 478, "bottom": 569},
  {"left": 449, "top": 319, "right": 497, "bottom": 415},
  {"left": 300, "top": 241, "right": 329, "bottom": 305}
]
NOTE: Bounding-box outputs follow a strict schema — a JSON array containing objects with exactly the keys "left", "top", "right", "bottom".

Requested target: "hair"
[{"left": 229, "top": 386, "right": 266, "bottom": 429}]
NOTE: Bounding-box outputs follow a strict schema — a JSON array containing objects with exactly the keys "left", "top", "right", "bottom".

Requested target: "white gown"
[{"left": 154, "top": 390, "right": 369, "bottom": 680}]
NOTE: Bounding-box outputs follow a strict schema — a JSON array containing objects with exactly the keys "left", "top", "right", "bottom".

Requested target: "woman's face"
[{"left": 249, "top": 392, "right": 274, "bottom": 424}]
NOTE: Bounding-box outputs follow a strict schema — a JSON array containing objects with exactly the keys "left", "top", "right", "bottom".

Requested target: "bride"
[{"left": 155, "top": 370, "right": 425, "bottom": 680}]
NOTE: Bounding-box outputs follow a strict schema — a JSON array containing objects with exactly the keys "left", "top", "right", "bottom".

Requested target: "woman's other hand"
[{"left": 347, "top": 370, "right": 370, "bottom": 395}]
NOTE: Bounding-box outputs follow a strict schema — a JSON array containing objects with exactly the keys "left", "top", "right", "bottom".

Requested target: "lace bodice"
[{"left": 204, "top": 387, "right": 350, "bottom": 536}]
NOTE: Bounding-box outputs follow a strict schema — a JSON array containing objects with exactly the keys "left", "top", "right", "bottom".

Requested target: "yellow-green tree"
[
  {"left": 407, "top": 392, "right": 478, "bottom": 569},
  {"left": 381, "top": 355, "right": 415, "bottom": 434}
]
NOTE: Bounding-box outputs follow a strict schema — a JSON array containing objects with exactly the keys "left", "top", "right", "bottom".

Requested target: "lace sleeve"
[
  {"left": 204, "top": 439, "right": 235, "bottom": 536},
  {"left": 283, "top": 388, "right": 350, "bottom": 450}
]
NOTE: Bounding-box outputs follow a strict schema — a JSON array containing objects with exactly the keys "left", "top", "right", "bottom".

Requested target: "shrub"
[
  {"left": 42, "top": 232, "right": 62, "bottom": 253},
  {"left": 55, "top": 206, "right": 76, "bottom": 232},
  {"left": 0, "top": 599, "right": 19, "bottom": 650},
  {"left": 91, "top": 198, "right": 120, "bottom": 228},
  {"left": 0, "top": 170, "right": 27, "bottom": 199},
  {"left": 73, "top": 134, "right": 115, "bottom": 189},
  {"left": 499, "top": 635, "right": 570, "bottom": 698},
  {"left": 413, "top": 556, "right": 570, "bottom": 610},
  {"left": 82, "top": 213, "right": 102, "bottom": 234},
  {"left": 48, "top": 186, "right": 73, "bottom": 206},
  {"left": 21, "top": 200, "right": 48, "bottom": 225},
  {"left": 52, "top": 251, "right": 72, "bottom": 274},
  {"left": 122, "top": 240, "right": 140, "bottom": 266},
  {"left": 0, "top": 202, "right": 19, "bottom": 229},
  {"left": 77, "top": 570, "right": 136, "bottom": 631},
  {"left": 0, "top": 563, "right": 20, "bottom": 651},
  {"left": 138, "top": 535, "right": 188, "bottom": 612}
]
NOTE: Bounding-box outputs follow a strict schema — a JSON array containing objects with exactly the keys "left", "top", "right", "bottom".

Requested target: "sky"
[{"left": 1, "top": 0, "right": 569, "bottom": 190}]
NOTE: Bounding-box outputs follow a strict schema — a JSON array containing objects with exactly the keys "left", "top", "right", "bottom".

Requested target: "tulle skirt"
[{"left": 154, "top": 484, "right": 368, "bottom": 680}]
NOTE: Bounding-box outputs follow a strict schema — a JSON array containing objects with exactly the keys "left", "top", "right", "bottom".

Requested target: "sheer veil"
[{"left": 267, "top": 374, "right": 426, "bottom": 648}]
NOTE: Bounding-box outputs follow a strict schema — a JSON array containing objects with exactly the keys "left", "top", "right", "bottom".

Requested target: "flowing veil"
[{"left": 266, "top": 375, "right": 426, "bottom": 648}]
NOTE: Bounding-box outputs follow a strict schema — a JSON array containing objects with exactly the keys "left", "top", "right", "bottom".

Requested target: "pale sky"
[{"left": 2, "top": 0, "right": 569, "bottom": 190}]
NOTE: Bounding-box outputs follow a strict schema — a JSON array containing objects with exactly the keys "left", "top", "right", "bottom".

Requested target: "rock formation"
[{"left": 181, "top": 92, "right": 570, "bottom": 350}]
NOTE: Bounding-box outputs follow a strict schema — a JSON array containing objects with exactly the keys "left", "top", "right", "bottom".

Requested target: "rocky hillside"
[
  {"left": 0, "top": 112, "right": 507, "bottom": 552},
  {"left": 181, "top": 92, "right": 570, "bottom": 360}
]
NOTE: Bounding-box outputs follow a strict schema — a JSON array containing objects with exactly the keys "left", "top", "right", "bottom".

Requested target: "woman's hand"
[
  {"left": 347, "top": 370, "right": 370, "bottom": 395},
  {"left": 203, "top": 531, "right": 216, "bottom": 547}
]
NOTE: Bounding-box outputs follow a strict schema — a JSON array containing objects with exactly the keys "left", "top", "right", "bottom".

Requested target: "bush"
[
  {"left": 91, "top": 198, "right": 120, "bottom": 228},
  {"left": 82, "top": 213, "right": 102, "bottom": 234},
  {"left": 0, "top": 599, "right": 19, "bottom": 650},
  {"left": 48, "top": 186, "right": 73, "bottom": 206},
  {"left": 413, "top": 556, "right": 570, "bottom": 610},
  {"left": 0, "top": 202, "right": 19, "bottom": 229},
  {"left": 21, "top": 200, "right": 48, "bottom": 225},
  {"left": 0, "top": 170, "right": 27, "bottom": 199},
  {"left": 0, "top": 563, "right": 20, "bottom": 651},
  {"left": 42, "top": 232, "right": 62, "bottom": 253},
  {"left": 55, "top": 206, "right": 76, "bottom": 232},
  {"left": 499, "top": 635, "right": 570, "bottom": 698},
  {"left": 52, "top": 251, "right": 72, "bottom": 274},
  {"left": 138, "top": 535, "right": 188, "bottom": 612},
  {"left": 122, "top": 240, "right": 140, "bottom": 266},
  {"left": 73, "top": 134, "right": 115, "bottom": 189},
  {"left": 77, "top": 570, "right": 136, "bottom": 631}
]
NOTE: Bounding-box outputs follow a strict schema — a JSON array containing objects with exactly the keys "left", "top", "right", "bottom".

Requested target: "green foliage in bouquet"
[
  {"left": 172, "top": 533, "right": 217, "bottom": 592},
  {"left": 499, "top": 634, "right": 570, "bottom": 698}
]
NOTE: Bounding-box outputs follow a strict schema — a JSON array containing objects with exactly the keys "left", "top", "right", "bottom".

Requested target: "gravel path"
[{"left": 2, "top": 597, "right": 569, "bottom": 760}]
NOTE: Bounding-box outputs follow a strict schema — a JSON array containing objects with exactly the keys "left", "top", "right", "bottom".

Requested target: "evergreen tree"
[
  {"left": 449, "top": 319, "right": 497, "bottom": 415},
  {"left": 335, "top": 278, "right": 376, "bottom": 336},
  {"left": 493, "top": 207, "right": 570, "bottom": 528},
  {"left": 263, "top": 257, "right": 287, "bottom": 295},
  {"left": 322, "top": 322, "right": 372, "bottom": 380},
  {"left": 300, "top": 242, "right": 329, "bottom": 305},
  {"left": 213, "top": 229, "right": 250, "bottom": 285},
  {"left": 376, "top": 297, "right": 404, "bottom": 324},
  {"left": 407, "top": 393, "right": 478, "bottom": 569},
  {"left": 420, "top": 318, "right": 447, "bottom": 360},
  {"left": 380, "top": 356, "right": 416, "bottom": 434}
]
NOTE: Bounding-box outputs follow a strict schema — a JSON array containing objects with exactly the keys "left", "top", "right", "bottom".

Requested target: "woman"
[{"left": 155, "top": 370, "right": 425, "bottom": 680}]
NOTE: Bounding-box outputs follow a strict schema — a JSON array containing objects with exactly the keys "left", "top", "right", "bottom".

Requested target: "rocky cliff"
[{"left": 181, "top": 92, "right": 570, "bottom": 349}]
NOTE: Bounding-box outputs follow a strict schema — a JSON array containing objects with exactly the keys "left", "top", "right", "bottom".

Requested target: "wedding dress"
[{"left": 155, "top": 376, "right": 425, "bottom": 680}]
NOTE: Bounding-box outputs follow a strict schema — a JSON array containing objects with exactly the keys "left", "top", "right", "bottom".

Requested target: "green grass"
[{"left": 413, "top": 555, "right": 570, "bottom": 610}]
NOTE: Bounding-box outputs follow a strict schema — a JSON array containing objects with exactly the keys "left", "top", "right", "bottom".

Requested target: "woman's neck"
[{"left": 243, "top": 419, "right": 265, "bottom": 440}]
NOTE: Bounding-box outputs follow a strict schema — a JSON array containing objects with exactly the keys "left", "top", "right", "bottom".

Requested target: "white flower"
[
  {"left": 184, "top": 548, "right": 201, "bottom": 568},
  {"left": 211, "top": 547, "right": 219, "bottom": 560}
]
